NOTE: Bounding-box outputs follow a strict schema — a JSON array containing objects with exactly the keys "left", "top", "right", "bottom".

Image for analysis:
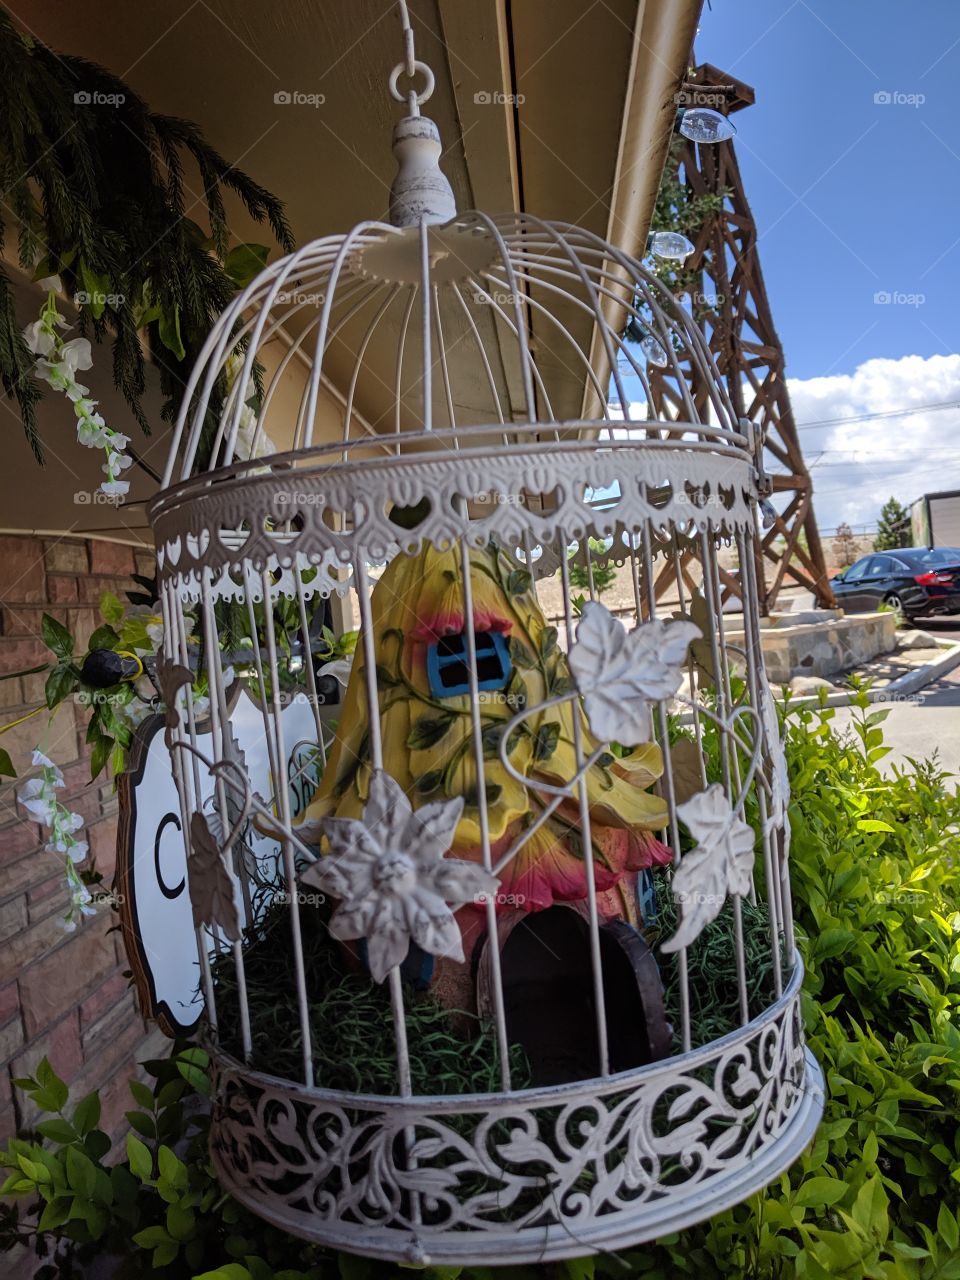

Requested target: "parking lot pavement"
[{"left": 829, "top": 617, "right": 960, "bottom": 778}]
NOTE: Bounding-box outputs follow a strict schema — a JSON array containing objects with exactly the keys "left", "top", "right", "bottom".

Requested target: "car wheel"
[{"left": 884, "top": 592, "right": 908, "bottom": 623}]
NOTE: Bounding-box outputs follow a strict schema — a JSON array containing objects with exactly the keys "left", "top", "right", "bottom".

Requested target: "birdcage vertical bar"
[
  {"left": 162, "top": 578, "right": 218, "bottom": 1031},
  {"left": 292, "top": 565, "right": 327, "bottom": 770},
  {"left": 458, "top": 532, "right": 512, "bottom": 1090},
  {"left": 351, "top": 543, "right": 413, "bottom": 1099},
  {"left": 641, "top": 516, "right": 692, "bottom": 1053},
  {"left": 200, "top": 570, "right": 253, "bottom": 1059},
  {"left": 260, "top": 568, "right": 315, "bottom": 1087},
  {"left": 732, "top": 525, "right": 784, "bottom": 987},
  {"left": 558, "top": 527, "right": 610, "bottom": 1077}
]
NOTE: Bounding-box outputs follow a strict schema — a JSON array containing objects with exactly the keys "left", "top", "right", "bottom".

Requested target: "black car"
[{"left": 831, "top": 547, "right": 960, "bottom": 619}]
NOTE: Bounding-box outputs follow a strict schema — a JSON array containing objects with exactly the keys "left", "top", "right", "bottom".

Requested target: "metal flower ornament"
[
  {"left": 301, "top": 770, "right": 499, "bottom": 982},
  {"left": 568, "top": 600, "right": 701, "bottom": 745},
  {"left": 661, "top": 784, "right": 756, "bottom": 954}
]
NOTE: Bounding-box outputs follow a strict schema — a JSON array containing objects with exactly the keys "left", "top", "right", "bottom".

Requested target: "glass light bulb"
[
  {"left": 640, "top": 333, "right": 669, "bottom": 367},
  {"left": 679, "top": 107, "right": 737, "bottom": 144},
  {"left": 650, "top": 231, "right": 695, "bottom": 261}
]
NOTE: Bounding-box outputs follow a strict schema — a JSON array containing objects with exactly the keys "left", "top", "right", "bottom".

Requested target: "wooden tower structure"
[{"left": 653, "top": 63, "right": 834, "bottom": 613}]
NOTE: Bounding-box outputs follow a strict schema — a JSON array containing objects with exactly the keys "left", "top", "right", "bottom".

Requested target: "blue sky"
[{"left": 698, "top": 0, "right": 958, "bottom": 380}]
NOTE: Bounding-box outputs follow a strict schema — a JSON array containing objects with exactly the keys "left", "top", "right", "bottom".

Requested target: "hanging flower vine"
[
  {"left": 17, "top": 750, "right": 95, "bottom": 931},
  {"left": 22, "top": 282, "right": 133, "bottom": 496}
]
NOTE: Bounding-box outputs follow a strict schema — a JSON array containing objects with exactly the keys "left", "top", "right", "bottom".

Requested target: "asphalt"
[{"left": 828, "top": 617, "right": 960, "bottom": 778}]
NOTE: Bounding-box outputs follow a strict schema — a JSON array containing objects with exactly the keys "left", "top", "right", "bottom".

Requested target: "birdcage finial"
[{"left": 387, "top": 0, "right": 456, "bottom": 226}]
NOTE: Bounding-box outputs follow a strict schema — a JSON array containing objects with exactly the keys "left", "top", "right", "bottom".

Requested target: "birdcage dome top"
[{"left": 153, "top": 211, "right": 754, "bottom": 603}]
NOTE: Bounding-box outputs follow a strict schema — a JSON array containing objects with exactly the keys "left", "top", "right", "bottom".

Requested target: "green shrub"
[{"left": 3, "top": 688, "right": 960, "bottom": 1279}]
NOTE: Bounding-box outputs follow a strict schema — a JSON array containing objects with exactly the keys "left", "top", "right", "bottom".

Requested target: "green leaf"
[
  {"left": 407, "top": 713, "right": 456, "bottom": 751},
  {"left": 78, "top": 260, "right": 111, "bottom": 320},
  {"left": 65, "top": 1147, "right": 96, "bottom": 1198},
  {"left": 533, "top": 721, "right": 561, "bottom": 761},
  {"left": 36, "top": 1057, "right": 69, "bottom": 1110},
  {"left": 539, "top": 625, "right": 559, "bottom": 656},
  {"left": 41, "top": 614, "right": 74, "bottom": 659},
  {"left": 126, "top": 1132, "right": 153, "bottom": 1182},
  {"left": 794, "top": 1176, "right": 848, "bottom": 1207},
  {"left": 125, "top": 1110, "right": 157, "bottom": 1138},
  {"left": 0, "top": 748, "right": 15, "bottom": 778},
  {"left": 128, "top": 1079, "right": 154, "bottom": 1110},
  {"left": 856, "top": 818, "right": 895, "bottom": 833},
  {"left": 193, "top": 1267, "right": 252, "bottom": 1280},
  {"left": 36, "top": 1118, "right": 77, "bottom": 1144},
  {"left": 223, "top": 243, "right": 271, "bottom": 289},
  {"left": 158, "top": 305, "right": 186, "bottom": 361},
  {"left": 72, "top": 1091, "right": 101, "bottom": 1136},
  {"left": 506, "top": 568, "right": 533, "bottom": 596},
  {"left": 87, "top": 624, "right": 120, "bottom": 652},
  {"left": 939, "top": 1204, "right": 960, "bottom": 1252},
  {"left": 99, "top": 591, "right": 125, "bottom": 626},
  {"left": 153, "top": 1241, "right": 180, "bottom": 1268},
  {"left": 45, "top": 663, "right": 79, "bottom": 709},
  {"left": 158, "top": 1145, "right": 188, "bottom": 1190},
  {"left": 132, "top": 1224, "right": 173, "bottom": 1248},
  {"left": 166, "top": 1199, "right": 196, "bottom": 1241},
  {"left": 89, "top": 733, "right": 114, "bottom": 780},
  {"left": 37, "top": 1196, "right": 73, "bottom": 1230},
  {"left": 414, "top": 769, "right": 444, "bottom": 796}
]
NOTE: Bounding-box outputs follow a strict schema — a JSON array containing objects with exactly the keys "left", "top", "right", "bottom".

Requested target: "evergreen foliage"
[
  {"left": 0, "top": 10, "right": 293, "bottom": 461},
  {"left": 873, "top": 497, "right": 912, "bottom": 551}
]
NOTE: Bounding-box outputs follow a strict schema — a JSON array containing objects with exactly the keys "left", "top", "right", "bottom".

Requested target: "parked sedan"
[{"left": 831, "top": 547, "right": 960, "bottom": 619}]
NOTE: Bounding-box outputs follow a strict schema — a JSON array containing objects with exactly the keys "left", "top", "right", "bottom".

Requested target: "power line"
[{"left": 793, "top": 399, "right": 960, "bottom": 432}]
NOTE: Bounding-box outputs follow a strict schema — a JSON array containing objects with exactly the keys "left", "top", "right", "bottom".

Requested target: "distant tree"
[
  {"left": 834, "top": 523, "right": 861, "bottom": 568},
  {"left": 873, "top": 497, "right": 912, "bottom": 551}
]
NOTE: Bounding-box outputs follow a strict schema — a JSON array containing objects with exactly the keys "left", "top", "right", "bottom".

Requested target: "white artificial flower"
[
  {"left": 318, "top": 655, "right": 354, "bottom": 687},
  {"left": 18, "top": 777, "right": 59, "bottom": 824},
  {"left": 67, "top": 840, "right": 89, "bottom": 863},
  {"left": 77, "top": 421, "right": 111, "bottom": 448},
  {"left": 31, "top": 749, "right": 63, "bottom": 778},
  {"left": 36, "top": 275, "right": 63, "bottom": 295},
  {"left": 145, "top": 618, "right": 164, "bottom": 649},
  {"left": 100, "top": 479, "right": 130, "bottom": 497},
  {"left": 64, "top": 379, "right": 90, "bottom": 403},
  {"left": 22, "top": 320, "right": 57, "bottom": 357},
  {"left": 58, "top": 337, "right": 93, "bottom": 376}
]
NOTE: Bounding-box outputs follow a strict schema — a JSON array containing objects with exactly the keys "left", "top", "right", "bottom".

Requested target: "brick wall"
[{"left": 0, "top": 535, "right": 168, "bottom": 1164}]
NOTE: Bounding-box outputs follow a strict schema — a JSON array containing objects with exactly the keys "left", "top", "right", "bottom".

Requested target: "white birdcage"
[{"left": 150, "top": 14, "right": 822, "bottom": 1266}]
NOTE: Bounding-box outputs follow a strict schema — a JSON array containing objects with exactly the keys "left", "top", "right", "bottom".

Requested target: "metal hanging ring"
[{"left": 388, "top": 59, "right": 435, "bottom": 105}]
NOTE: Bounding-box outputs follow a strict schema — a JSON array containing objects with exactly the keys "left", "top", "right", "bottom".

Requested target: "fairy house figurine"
[{"left": 297, "top": 538, "right": 676, "bottom": 1082}]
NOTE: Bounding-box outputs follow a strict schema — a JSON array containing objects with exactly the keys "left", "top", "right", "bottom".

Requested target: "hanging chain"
[{"left": 388, "top": 0, "right": 435, "bottom": 117}]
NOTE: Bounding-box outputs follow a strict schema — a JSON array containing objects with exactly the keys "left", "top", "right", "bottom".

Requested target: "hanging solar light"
[
  {"left": 679, "top": 106, "right": 737, "bottom": 143},
  {"left": 650, "top": 230, "right": 695, "bottom": 261},
  {"left": 640, "top": 331, "right": 669, "bottom": 367}
]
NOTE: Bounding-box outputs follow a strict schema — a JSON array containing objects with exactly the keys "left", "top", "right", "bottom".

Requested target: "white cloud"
[{"left": 787, "top": 354, "right": 960, "bottom": 531}]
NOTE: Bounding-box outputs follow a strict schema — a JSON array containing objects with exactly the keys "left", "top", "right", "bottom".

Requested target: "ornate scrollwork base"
[{"left": 208, "top": 962, "right": 822, "bottom": 1265}]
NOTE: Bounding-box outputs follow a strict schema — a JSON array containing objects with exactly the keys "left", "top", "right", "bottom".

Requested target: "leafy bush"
[{"left": 3, "top": 689, "right": 960, "bottom": 1279}]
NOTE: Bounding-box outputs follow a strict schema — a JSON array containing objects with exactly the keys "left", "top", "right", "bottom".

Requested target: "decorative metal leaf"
[
  {"left": 671, "top": 587, "right": 716, "bottom": 689},
  {"left": 156, "top": 657, "right": 194, "bottom": 746},
  {"left": 188, "top": 811, "right": 241, "bottom": 942},
  {"left": 568, "top": 601, "right": 700, "bottom": 745},
  {"left": 661, "top": 784, "right": 756, "bottom": 954}
]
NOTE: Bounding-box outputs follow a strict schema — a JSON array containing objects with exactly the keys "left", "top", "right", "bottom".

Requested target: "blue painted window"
[{"left": 427, "top": 631, "right": 511, "bottom": 698}]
